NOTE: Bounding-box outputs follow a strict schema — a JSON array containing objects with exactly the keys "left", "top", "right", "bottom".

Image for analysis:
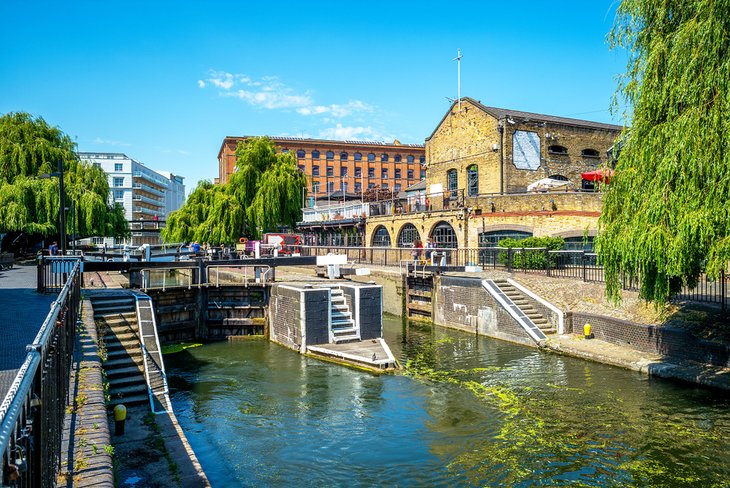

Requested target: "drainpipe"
[{"left": 498, "top": 121, "right": 505, "bottom": 195}]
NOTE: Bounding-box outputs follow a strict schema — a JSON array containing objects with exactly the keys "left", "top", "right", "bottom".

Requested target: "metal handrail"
[
  {"left": 133, "top": 294, "right": 172, "bottom": 414},
  {"left": 207, "top": 264, "right": 273, "bottom": 287},
  {"left": 0, "top": 260, "right": 80, "bottom": 485}
]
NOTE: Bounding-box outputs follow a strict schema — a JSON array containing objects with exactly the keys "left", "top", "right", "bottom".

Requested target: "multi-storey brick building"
[
  {"left": 364, "top": 97, "right": 623, "bottom": 251},
  {"left": 217, "top": 136, "right": 426, "bottom": 198}
]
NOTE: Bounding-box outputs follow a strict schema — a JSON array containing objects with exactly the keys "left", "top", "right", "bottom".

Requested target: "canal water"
[{"left": 166, "top": 316, "right": 730, "bottom": 487}]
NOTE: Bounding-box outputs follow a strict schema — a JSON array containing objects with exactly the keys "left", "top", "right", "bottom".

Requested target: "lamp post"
[{"left": 40, "top": 159, "right": 66, "bottom": 255}]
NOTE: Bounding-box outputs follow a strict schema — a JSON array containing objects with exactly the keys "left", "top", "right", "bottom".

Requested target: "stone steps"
[{"left": 493, "top": 280, "right": 555, "bottom": 335}]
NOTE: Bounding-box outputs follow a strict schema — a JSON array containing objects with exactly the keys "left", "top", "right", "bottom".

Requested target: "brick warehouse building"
[
  {"left": 218, "top": 136, "right": 426, "bottom": 196},
  {"left": 364, "top": 97, "right": 623, "bottom": 251}
]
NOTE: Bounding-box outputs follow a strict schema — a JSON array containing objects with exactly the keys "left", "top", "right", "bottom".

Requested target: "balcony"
[
  {"left": 301, "top": 201, "right": 370, "bottom": 223},
  {"left": 132, "top": 182, "right": 165, "bottom": 198},
  {"left": 132, "top": 171, "right": 167, "bottom": 189},
  {"left": 133, "top": 193, "right": 164, "bottom": 206}
]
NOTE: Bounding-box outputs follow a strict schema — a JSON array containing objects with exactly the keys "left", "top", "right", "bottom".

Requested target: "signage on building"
[{"left": 512, "top": 130, "right": 541, "bottom": 170}]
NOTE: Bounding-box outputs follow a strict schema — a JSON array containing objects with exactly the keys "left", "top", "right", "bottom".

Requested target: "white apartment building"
[
  {"left": 79, "top": 152, "right": 186, "bottom": 246},
  {"left": 155, "top": 170, "right": 186, "bottom": 216}
]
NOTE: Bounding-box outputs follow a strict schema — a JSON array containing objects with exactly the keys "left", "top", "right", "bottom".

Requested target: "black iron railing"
[
  {"left": 300, "top": 246, "right": 728, "bottom": 310},
  {"left": 37, "top": 256, "right": 81, "bottom": 294},
  {"left": 1, "top": 260, "right": 80, "bottom": 487}
]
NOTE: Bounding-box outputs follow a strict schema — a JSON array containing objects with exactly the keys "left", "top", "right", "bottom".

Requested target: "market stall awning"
[
  {"left": 527, "top": 178, "right": 574, "bottom": 192},
  {"left": 581, "top": 169, "right": 614, "bottom": 183}
]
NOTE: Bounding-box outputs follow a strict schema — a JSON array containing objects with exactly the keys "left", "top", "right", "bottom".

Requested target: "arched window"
[
  {"left": 354, "top": 152, "right": 362, "bottom": 161},
  {"left": 548, "top": 174, "right": 569, "bottom": 181},
  {"left": 372, "top": 226, "right": 391, "bottom": 247},
  {"left": 478, "top": 230, "right": 532, "bottom": 247},
  {"left": 394, "top": 155, "right": 402, "bottom": 162},
  {"left": 478, "top": 230, "right": 533, "bottom": 265},
  {"left": 563, "top": 236, "right": 594, "bottom": 252},
  {"left": 326, "top": 151, "right": 335, "bottom": 160},
  {"left": 381, "top": 153, "right": 389, "bottom": 162},
  {"left": 467, "top": 165, "right": 478, "bottom": 196},
  {"left": 397, "top": 223, "right": 420, "bottom": 248},
  {"left": 447, "top": 169, "right": 458, "bottom": 191},
  {"left": 431, "top": 222, "right": 458, "bottom": 249},
  {"left": 312, "top": 150, "right": 320, "bottom": 159},
  {"left": 419, "top": 156, "right": 426, "bottom": 164},
  {"left": 340, "top": 152, "right": 348, "bottom": 161},
  {"left": 296, "top": 149, "right": 306, "bottom": 159},
  {"left": 548, "top": 145, "right": 568, "bottom": 155},
  {"left": 367, "top": 153, "right": 376, "bottom": 162},
  {"left": 407, "top": 155, "right": 415, "bottom": 163},
  {"left": 581, "top": 148, "right": 600, "bottom": 158}
]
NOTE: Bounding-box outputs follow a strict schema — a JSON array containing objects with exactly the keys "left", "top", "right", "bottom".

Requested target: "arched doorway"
[
  {"left": 397, "top": 223, "right": 420, "bottom": 248},
  {"left": 371, "top": 226, "right": 392, "bottom": 247},
  {"left": 430, "top": 221, "right": 458, "bottom": 248}
]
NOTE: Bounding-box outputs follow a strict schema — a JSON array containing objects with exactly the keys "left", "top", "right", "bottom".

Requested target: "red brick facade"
[{"left": 218, "top": 136, "right": 426, "bottom": 198}]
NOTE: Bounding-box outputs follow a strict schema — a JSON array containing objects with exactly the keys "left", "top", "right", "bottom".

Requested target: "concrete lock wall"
[{"left": 433, "top": 275, "right": 534, "bottom": 347}]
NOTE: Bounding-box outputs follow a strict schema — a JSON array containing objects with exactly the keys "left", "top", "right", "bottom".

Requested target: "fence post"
[
  {"left": 582, "top": 252, "right": 587, "bottom": 282},
  {"left": 507, "top": 248, "right": 513, "bottom": 273},
  {"left": 545, "top": 249, "right": 550, "bottom": 277}
]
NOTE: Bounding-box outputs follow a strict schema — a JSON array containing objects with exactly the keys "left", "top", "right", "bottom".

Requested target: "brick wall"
[
  {"left": 269, "top": 285, "right": 305, "bottom": 351},
  {"left": 303, "top": 289, "right": 330, "bottom": 346},
  {"left": 434, "top": 275, "right": 534, "bottom": 346},
  {"left": 425, "top": 98, "right": 620, "bottom": 196},
  {"left": 358, "top": 286, "right": 382, "bottom": 340},
  {"left": 570, "top": 312, "right": 730, "bottom": 367}
]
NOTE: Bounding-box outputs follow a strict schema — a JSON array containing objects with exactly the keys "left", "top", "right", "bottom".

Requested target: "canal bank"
[{"left": 278, "top": 265, "right": 730, "bottom": 391}]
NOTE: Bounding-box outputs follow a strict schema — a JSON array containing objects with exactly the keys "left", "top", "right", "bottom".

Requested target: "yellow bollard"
[
  {"left": 113, "top": 404, "right": 127, "bottom": 435},
  {"left": 583, "top": 323, "right": 592, "bottom": 339}
]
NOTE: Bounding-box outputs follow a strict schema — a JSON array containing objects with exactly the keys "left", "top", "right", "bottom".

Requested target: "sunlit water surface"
[{"left": 166, "top": 316, "right": 730, "bottom": 487}]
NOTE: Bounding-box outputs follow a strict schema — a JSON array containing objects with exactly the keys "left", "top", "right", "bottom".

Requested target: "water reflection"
[{"left": 167, "top": 316, "right": 730, "bottom": 487}]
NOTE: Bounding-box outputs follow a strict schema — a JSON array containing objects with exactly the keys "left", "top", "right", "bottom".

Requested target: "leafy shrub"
[{"left": 497, "top": 236, "right": 565, "bottom": 269}]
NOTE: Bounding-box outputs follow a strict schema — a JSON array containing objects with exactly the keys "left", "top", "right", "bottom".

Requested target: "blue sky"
[{"left": 0, "top": 1, "right": 627, "bottom": 192}]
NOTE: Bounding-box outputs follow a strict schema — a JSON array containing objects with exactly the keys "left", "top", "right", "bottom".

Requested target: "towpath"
[{"left": 0, "top": 263, "right": 55, "bottom": 402}]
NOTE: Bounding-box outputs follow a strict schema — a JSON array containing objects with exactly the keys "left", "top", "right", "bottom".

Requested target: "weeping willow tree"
[
  {"left": 162, "top": 137, "right": 306, "bottom": 244},
  {"left": 597, "top": 0, "right": 730, "bottom": 304},
  {"left": 0, "top": 112, "right": 128, "bottom": 242}
]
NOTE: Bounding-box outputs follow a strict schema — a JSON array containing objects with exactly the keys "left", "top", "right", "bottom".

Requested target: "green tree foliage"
[
  {"left": 162, "top": 137, "right": 306, "bottom": 244},
  {"left": 0, "top": 112, "right": 128, "bottom": 239},
  {"left": 598, "top": 0, "right": 730, "bottom": 304}
]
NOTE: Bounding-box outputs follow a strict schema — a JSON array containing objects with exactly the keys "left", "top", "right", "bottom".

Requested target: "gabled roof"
[{"left": 426, "top": 97, "right": 623, "bottom": 141}]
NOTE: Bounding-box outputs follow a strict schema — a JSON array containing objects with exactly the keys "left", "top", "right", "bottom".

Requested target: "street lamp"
[{"left": 39, "top": 159, "right": 66, "bottom": 255}]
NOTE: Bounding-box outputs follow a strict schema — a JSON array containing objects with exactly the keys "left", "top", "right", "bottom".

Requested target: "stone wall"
[
  {"left": 433, "top": 275, "right": 534, "bottom": 346},
  {"left": 570, "top": 312, "right": 730, "bottom": 368},
  {"left": 425, "top": 98, "right": 620, "bottom": 196},
  {"left": 426, "top": 100, "right": 502, "bottom": 194}
]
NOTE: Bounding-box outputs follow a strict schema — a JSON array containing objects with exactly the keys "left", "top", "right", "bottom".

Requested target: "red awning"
[{"left": 581, "top": 169, "right": 614, "bottom": 183}]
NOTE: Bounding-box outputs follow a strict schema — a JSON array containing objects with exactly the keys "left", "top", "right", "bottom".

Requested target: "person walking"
[{"left": 49, "top": 241, "right": 58, "bottom": 256}]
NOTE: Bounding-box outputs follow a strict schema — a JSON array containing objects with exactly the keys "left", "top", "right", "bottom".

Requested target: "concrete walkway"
[{"left": 0, "top": 263, "right": 55, "bottom": 400}]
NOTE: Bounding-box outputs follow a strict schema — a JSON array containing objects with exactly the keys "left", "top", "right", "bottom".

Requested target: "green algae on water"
[{"left": 162, "top": 342, "right": 203, "bottom": 355}]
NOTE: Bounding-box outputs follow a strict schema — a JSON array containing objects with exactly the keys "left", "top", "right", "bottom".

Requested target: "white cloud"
[
  {"left": 93, "top": 137, "right": 130, "bottom": 147},
  {"left": 198, "top": 70, "right": 372, "bottom": 117},
  {"left": 318, "top": 124, "right": 385, "bottom": 141},
  {"left": 297, "top": 100, "right": 372, "bottom": 118}
]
